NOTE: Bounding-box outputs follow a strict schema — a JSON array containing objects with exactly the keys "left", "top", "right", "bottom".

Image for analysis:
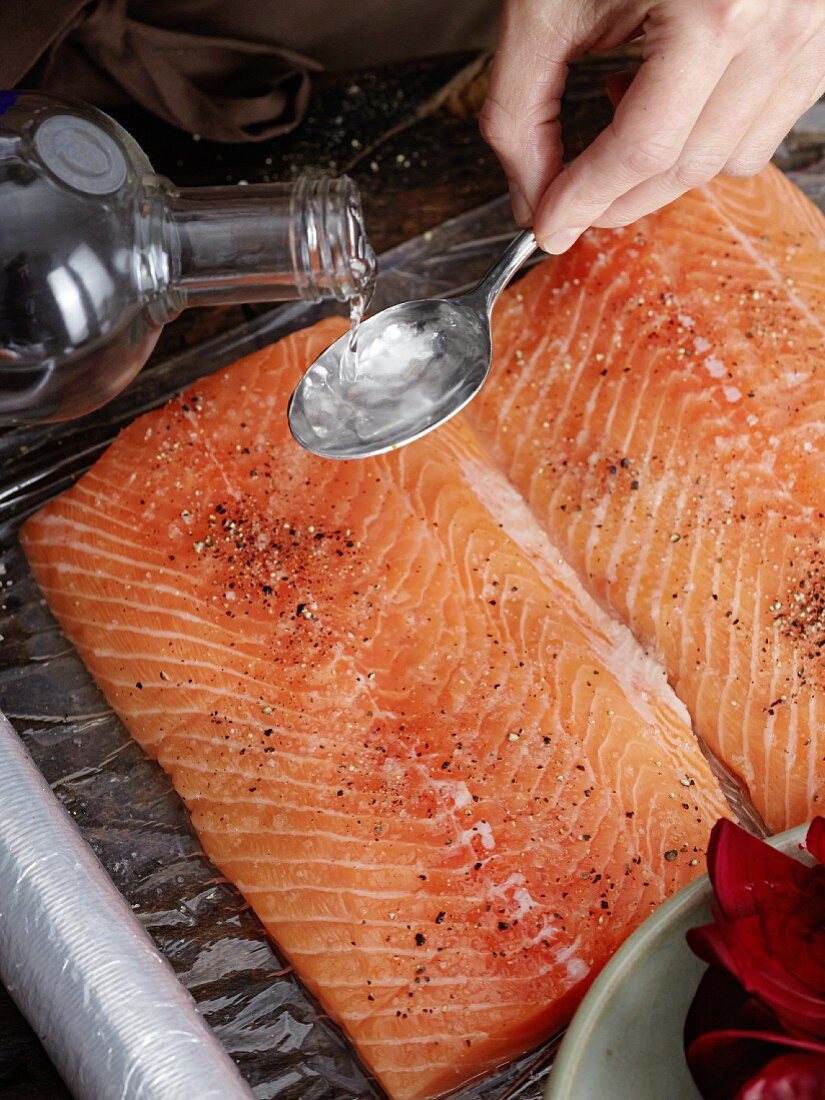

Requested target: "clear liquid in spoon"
[{"left": 298, "top": 300, "right": 484, "bottom": 449}]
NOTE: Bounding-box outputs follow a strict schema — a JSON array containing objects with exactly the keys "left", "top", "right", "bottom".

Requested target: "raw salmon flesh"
[
  {"left": 18, "top": 165, "right": 822, "bottom": 1096},
  {"left": 472, "top": 164, "right": 824, "bottom": 834}
]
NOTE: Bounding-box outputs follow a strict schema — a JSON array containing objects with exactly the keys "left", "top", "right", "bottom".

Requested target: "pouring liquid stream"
[{"left": 340, "top": 291, "right": 367, "bottom": 385}]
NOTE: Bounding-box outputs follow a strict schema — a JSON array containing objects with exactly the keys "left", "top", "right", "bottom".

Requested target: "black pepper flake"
[
  {"left": 498, "top": 921, "right": 510, "bottom": 931},
  {"left": 135, "top": 681, "right": 143, "bottom": 690},
  {"left": 415, "top": 933, "right": 426, "bottom": 946},
  {"left": 435, "top": 911, "right": 445, "bottom": 924},
  {"left": 664, "top": 849, "right": 678, "bottom": 862},
  {"left": 630, "top": 480, "right": 640, "bottom": 491}
]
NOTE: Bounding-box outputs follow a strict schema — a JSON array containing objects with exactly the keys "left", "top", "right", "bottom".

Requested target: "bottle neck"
[{"left": 163, "top": 175, "right": 375, "bottom": 310}]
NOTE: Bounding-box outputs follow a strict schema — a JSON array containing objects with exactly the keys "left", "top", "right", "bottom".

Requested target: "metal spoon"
[{"left": 288, "top": 229, "right": 538, "bottom": 459}]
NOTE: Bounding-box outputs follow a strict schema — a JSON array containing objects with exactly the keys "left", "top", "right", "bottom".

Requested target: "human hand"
[{"left": 480, "top": 0, "right": 825, "bottom": 252}]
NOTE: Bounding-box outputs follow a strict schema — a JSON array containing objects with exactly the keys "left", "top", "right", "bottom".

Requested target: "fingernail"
[
  {"left": 508, "top": 182, "right": 532, "bottom": 228},
  {"left": 539, "top": 226, "right": 587, "bottom": 254}
]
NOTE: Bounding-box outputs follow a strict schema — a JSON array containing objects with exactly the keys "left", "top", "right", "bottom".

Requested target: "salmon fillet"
[
  {"left": 470, "top": 165, "right": 824, "bottom": 834},
  {"left": 20, "top": 318, "right": 728, "bottom": 1099}
]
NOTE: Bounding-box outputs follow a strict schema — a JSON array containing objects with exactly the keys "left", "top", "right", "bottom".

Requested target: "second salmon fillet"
[{"left": 471, "top": 165, "right": 824, "bottom": 834}]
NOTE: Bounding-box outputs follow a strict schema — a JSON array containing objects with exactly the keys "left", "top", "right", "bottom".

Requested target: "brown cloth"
[{"left": 1, "top": 0, "right": 499, "bottom": 142}]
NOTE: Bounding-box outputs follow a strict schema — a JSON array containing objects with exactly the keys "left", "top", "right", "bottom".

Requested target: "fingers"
[
  {"left": 479, "top": 1, "right": 580, "bottom": 225},
  {"left": 534, "top": 10, "right": 738, "bottom": 251},
  {"left": 484, "top": 0, "right": 825, "bottom": 248},
  {"left": 594, "top": 27, "right": 825, "bottom": 228},
  {"left": 724, "top": 41, "right": 825, "bottom": 176},
  {"left": 592, "top": 54, "right": 775, "bottom": 228}
]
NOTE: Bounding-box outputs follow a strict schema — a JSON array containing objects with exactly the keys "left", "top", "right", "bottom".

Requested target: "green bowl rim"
[{"left": 544, "top": 822, "right": 810, "bottom": 1099}]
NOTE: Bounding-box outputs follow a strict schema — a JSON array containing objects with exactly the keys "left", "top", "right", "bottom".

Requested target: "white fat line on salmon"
[
  {"left": 71, "top": 483, "right": 182, "bottom": 549},
  {"left": 209, "top": 821, "right": 432, "bottom": 850},
  {"left": 411, "top": 766, "right": 497, "bottom": 858},
  {"left": 172, "top": 759, "right": 467, "bottom": 807},
  {"left": 152, "top": 711, "right": 394, "bottom": 759},
  {"left": 345, "top": 1042, "right": 486, "bottom": 1069},
  {"left": 716, "top": 504, "right": 761, "bottom": 785},
  {"left": 553, "top": 945, "right": 590, "bottom": 983},
  {"left": 44, "top": 625, "right": 359, "bottom": 703},
  {"left": 179, "top": 401, "right": 245, "bottom": 503},
  {"left": 261, "top": 933, "right": 519, "bottom": 954},
  {"left": 229, "top": 880, "right": 445, "bottom": 902},
  {"left": 487, "top": 872, "right": 541, "bottom": 923},
  {"left": 703, "top": 183, "right": 825, "bottom": 341},
  {"left": 556, "top": 266, "right": 632, "bottom": 431},
  {"left": 31, "top": 542, "right": 266, "bottom": 638},
  {"left": 318, "top": 970, "right": 563, "bottom": 991},
  {"left": 605, "top": 356, "right": 670, "bottom": 618},
  {"left": 221, "top": 852, "right": 433, "bottom": 877},
  {"left": 582, "top": 489, "right": 611, "bottom": 586},
  {"left": 641, "top": 480, "right": 692, "bottom": 646},
  {"left": 344, "top": 999, "right": 545, "bottom": 1024},
  {"left": 461, "top": 456, "right": 691, "bottom": 732}
]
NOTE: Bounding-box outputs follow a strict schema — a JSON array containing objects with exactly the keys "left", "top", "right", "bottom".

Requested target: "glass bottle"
[{"left": 0, "top": 92, "right": 376, "bottom": 425}]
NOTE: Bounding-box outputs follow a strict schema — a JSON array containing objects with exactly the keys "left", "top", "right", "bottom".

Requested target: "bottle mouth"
[{"left": 290, "top": 175, "right": 376, "bottom": 305}]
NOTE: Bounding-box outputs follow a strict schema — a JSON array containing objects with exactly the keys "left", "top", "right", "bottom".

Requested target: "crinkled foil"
[{"left": 0, "top": 710, "right": 253, "bottom": 1100}]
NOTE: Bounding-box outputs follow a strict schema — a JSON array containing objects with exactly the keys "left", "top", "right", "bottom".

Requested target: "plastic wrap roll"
[{"left": 0, "top": 711, "right": 254, "bottom": 1100}]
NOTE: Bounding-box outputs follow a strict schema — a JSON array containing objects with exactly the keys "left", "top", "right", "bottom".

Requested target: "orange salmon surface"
[
  {"left": 471, "top": 165, "right": 825, "bottom": 834},
  {"left": 20, "top": 318, "right": 728, "bottom": 1099}
]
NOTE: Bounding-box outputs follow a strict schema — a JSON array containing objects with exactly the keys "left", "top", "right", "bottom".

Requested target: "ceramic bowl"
[{"left": 544, "top": 824, "right": 810, "bottom": 1100}]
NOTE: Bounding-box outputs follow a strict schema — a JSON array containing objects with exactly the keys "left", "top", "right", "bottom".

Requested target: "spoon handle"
[{"left": 473, "top": 229, "right": 538, "bottom": 313}]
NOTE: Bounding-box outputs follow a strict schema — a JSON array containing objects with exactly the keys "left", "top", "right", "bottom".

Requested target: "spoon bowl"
[
  {"left": 288, "top": 297, "right": 491, "bottom": 459},
  {"left": 288, "top": 230, "right": 537, "bottom": 460}
]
